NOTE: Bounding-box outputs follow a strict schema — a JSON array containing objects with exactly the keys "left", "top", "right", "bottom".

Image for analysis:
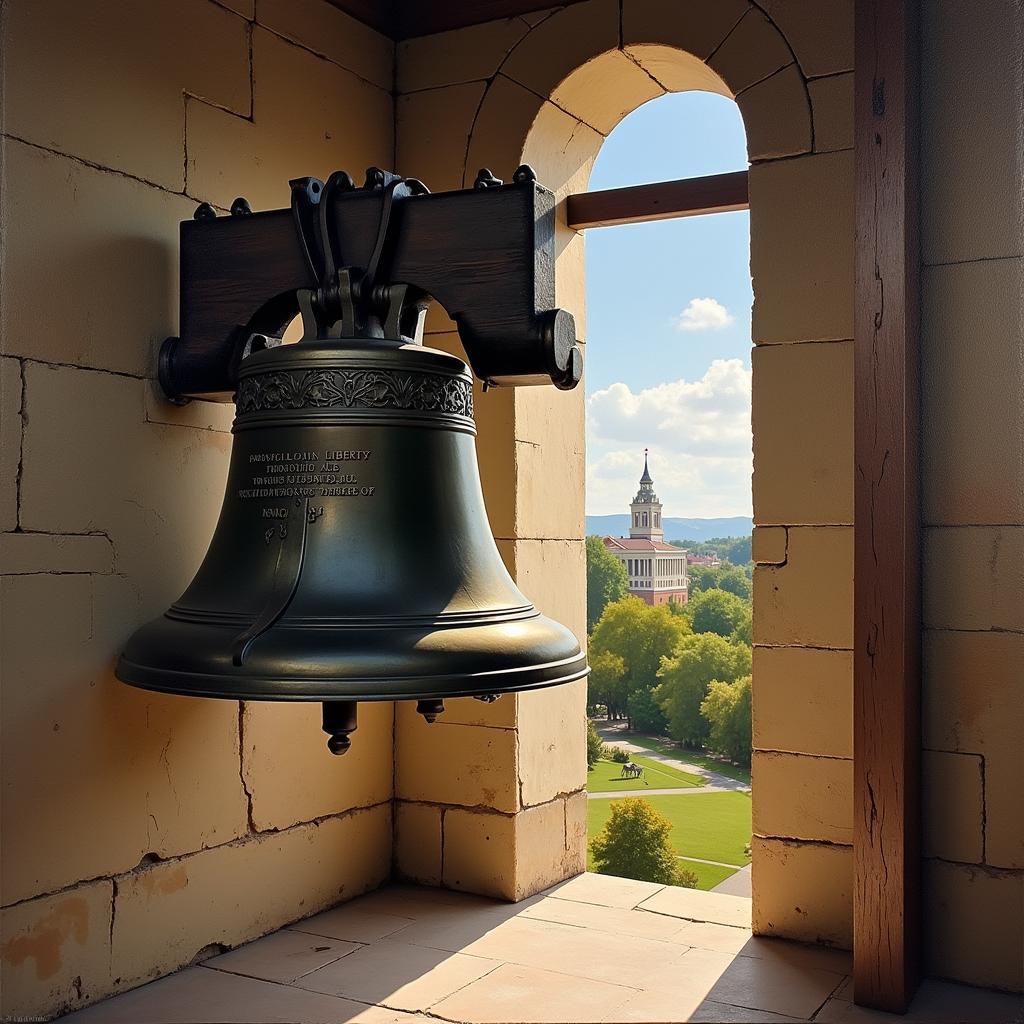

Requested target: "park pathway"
[{"left": 595, "top": 722, "right": 751, "bottom": 794}]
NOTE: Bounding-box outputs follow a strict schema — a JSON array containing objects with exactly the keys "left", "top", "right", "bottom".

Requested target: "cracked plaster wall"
[{"left": 0, "top": 1, "right": 396, "bottom": 1018}]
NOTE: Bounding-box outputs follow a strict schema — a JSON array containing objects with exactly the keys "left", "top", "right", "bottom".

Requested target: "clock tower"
[{"left": 629, "top": 449, "right": 664, "bottom": 542}]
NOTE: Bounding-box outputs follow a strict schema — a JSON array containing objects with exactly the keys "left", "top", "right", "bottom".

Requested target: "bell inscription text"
[{"left": 237, "top": 449, "right": 375, "bottom": 500}]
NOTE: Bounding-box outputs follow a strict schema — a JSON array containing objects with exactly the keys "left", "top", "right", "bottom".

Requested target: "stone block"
[
  {"left": 217, "top": 0, "right": 253, "bottom": 16},
  {"left": 443, "top": 796, "right": 583, "bottom": 900},
  {"left": 922, "top": 750, "right": 984, "bottom": 864},
  {"left": 551, "top": 49, "right": 663, "bottom": 135},
  {"left": 394, "top": 801, "right": 443, "bottom": 885},
  {"left": 395, "top": 711, "right": 519, "bottom": 813},
  {"left": 463, "top": 75, "right": 543, "bottom": 189},
  {"left": 520, "top": 101, "right": 603, "bottom": 199},
  {"left": 509, "top": 540, "right": 587, "bottom": 643},
  {"left": 622, "top": 0, "right": 749, "bottom": 62},
  {"left": 0, "top": 357, "right": 22, "bottom": 531},
  {"left": 753, "top": 751, "right": 852, "bottom": 844},
  {"left": 0, "top": 532, "right": 115, "bottom": 575},
  {"left": 442, "top": 807, "right": 517, "bottom": 899},
  {"left": 923, "top": 628, "right": 1023, "bottom": 757},
  {"left": 18, "top": 362, "right": 231, "bottom": 590},
  {"left": 187, "top": 27, "right": 392, "bottom": 213},
  {"left": 923, "top": 527, "right": 1024, "bottom": 633},
  {"left": 441, "top": 693, "right": 519, "bottom": 729},
  {"left": 709, "top": 8, "right": 792, "bottom": 96},
  {"left": 752, "top": 837, "right": 853, "bottom": 948},
  {"left": 922, "top": 0, "right": 1024, "bottom": 264},
  {"left": 752, "top": 526, "right": 787, "bottom": 564},
  {"left": 257, "top": 0, "right": 393, "bottom": 90},
  {"left": 753, "top": 527, "right": 853, "bottom": 649},
  {"left": 984, "top": 750, "right": 1024, "bottom": 870},
  {"left": 3, "top": 0, "right": 249, "bottom": 190},
  {"left": 752, "top": 340, "right": 853, "bottom": 525},
  {"left": 514, "top": 439, "right": 586, "bottom": 541},
  {"left": 924, "top": 859, "right": 1024, "bottom": 991},
  {"left": 501, "top": 0, "right": 620, "bottom": 103},
  {"left": 758, "top": 0, "right": 854, "bottom": 78},
  {"left": 737, "top": 64, "right": 812, "bottom": 161},
  {"left": 396, "top": 83, "right": 487, "bottom": 193},
  {"left": 242, "top": 700, "right": 394, "bottom": 831},
  {"left": 0, "top": 574, "right": 247, "bottom": 904},
  {"left": 809, "top": 72, "right": 853, "bottom": 153},
  {"left": 397, "top": 18, "right": 529, "bottom": 93},
  {"left": 753, "top": 645, "right": 852, "bottom": 758},
  {"left": 749, "top": 151, "right": 854, "bottom": 344},
  {"left": 1, "top": 141, "right": 196, "bottom": 376},
  {"left": 110, "top": 804, "right": 391, "bottom": 990},
  {"left": 623, "top": 44, "right": 732, "bottom": 96},
  {"left": 0, "top": 881, "right": 113, "bottom": 1022},
  {"left": 518, "top": 680, "right": 588, "bottom": 807},
  {"left": 473, "top": 384, "right": 517, "bottom": 542},
  {"left": 922, "top": 259, "right": 1024, "bottom": 526}
]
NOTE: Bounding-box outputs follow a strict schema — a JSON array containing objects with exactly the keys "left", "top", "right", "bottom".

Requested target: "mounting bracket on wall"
[{"left": 159, "top": 164, "right": 582, "bottom": 401}]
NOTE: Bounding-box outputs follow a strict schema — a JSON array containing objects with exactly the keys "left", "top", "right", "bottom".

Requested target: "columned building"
[{"left": 603, "top": 451, "right": 688, "bottom": 606}]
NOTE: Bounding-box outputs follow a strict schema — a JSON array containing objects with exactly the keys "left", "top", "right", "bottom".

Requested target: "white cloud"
[
  {"left": 586, "top": 359, "right": 753, "bottom": 517},
  {"left": 676, "top": 297, "right": 735, "bottom": 332}
]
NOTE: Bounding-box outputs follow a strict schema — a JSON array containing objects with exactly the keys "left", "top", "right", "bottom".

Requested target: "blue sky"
[{"left": 584, "top": 91, "right": 754, "bottom": 518}]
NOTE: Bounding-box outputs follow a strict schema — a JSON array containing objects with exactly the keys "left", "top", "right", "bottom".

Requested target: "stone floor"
[{"left": 59, "top": 873, "right": 1022, "bottom": 1024}]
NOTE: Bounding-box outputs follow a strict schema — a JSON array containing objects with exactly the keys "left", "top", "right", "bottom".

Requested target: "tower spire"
[
  {"left": 640, "top": 448, "right": 652, "bottom": 484},
  {"left": 629, "top": 447, "right": 663, "bottom": 541}
]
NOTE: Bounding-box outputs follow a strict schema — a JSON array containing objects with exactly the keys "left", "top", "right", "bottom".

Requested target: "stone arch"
[{"left": 460, "top": 0, "right": 852, "bottom": 945}]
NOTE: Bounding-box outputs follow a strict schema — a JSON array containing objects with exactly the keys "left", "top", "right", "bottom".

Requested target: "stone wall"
[
  {"left": 0, "top": 1, "right": 396, "bottom": 1018},
  {"left": 918, "top": 0, "right": 1023, "bottom": 993}
]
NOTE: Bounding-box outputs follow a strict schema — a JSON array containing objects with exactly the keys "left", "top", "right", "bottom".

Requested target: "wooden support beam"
[
  {"left": 853, "top": 0, "right": 922, "bottom": 1012},
  {"left": 566, "top": 170, "right": 749, "bottom": 230}
]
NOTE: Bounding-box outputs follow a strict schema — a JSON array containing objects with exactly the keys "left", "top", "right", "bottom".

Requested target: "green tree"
[
  {"left": 687, "top": 564, "right": 752, "bottom": 600},
  {"left": 585, "top": 536, "right": 629, "bottom": 631},
  {"left": 701, "top": 675, "right": 753, "bottom": 765},
  {"left": 655, "top": 633, "right": 752, "bottom": 747},
  {"left": 730, "top": 606, "right": 753, "bottom": 646},
  {"left": 590, "top": 597, "right": 690, "bottom": 726},
  {"left": 586, "top": 719, "right": 606, "bottom": 769},
  {"left": 590, "top": 798, "right": 698, "bottom": 887},
  {"left": 627, "top": 687, "right": 668, "bottom": 734},
  {"left": 670, "top": 535, "right": 752, "bottom": 564},
  {"left": 588, "top": 650, "right": 627, "bottom": 719},
  {"left": 689, "top": 588, "right": 750, "bottom": 638}
]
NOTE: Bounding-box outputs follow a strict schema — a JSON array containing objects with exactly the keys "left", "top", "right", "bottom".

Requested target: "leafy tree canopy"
[
  {"left": 590, "top": 797, "right": 697, "bottom": 887},
  {"left": 687, "top": 564, "right": 753, "bottom": 601},
  {"left": 585, "top": 536, "right": 630, "bottom": 631},
  {"left": 586, "top": 720, "right": 606, "bottom": 769},
  {"left": 626, "top": 687, "right": 668, "bottom": 735},
  {"left": 590, "top": 597, "right": 691, "bottom": 719},
  {"left": 701, "top": 675, "right": 753, "bottom": 766},
  {"left": 655, "top": 633, "right": 752, "bottom": 746},
  {"left": 689, "top": 588, "right": 750, "bottom": 638},
  {"left": 669, "top": 535, "right": 752, "bottom": 565},
  {"left": 587, "top": 650, "right": 627, "bottom": 719}
]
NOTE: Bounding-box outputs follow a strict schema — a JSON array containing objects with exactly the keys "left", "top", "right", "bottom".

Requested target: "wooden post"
[{"left": 853, "top": 0, "right": 922, "bottom": 1011}]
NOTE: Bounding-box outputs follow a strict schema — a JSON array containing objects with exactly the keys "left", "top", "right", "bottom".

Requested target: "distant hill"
[{"left": 586, "top": 515, "right": 753, "bottom": 544}]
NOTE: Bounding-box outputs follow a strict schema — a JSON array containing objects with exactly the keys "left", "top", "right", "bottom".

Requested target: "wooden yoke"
[{"left": 161, "top": 166, "right": 580, "bottom": 401}]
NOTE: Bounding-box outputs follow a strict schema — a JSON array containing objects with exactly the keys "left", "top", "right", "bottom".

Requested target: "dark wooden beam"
[
  {"left": 565, "top": 171, "right": 749, "bottom": 230},
  {"left": 853, "top": 0, "right": 922, "bottom": 1012}
]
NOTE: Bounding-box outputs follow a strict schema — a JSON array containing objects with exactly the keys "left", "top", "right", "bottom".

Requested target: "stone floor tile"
[
  {"left": 672, "top": 920, "right": 758, "bottom": 954},
  {"left": 735, "top": 935, "right": 852, "bottom": 975},
  {"left": 288, "top": 905, "right": 415, "bottom": 944},
  {"left": 354, "top": 884, "right": 498, "bottom": 918},
  {"left": 431, "top": 962, "right": 639, "bottom": 1023},
  {"left": 383, "top": 899, "right": 540, "bottom": 952},
  {"left": 639, "top": 885, "right": 754, "bottom": 928},
  {"left": 294, "top": 938, "right": 500, "bottom": 1012},
  {"left": 643, "top": 947, "right": 845, "bottom": 1020},
  {"left": 906, "top": 980, "right": 1024, "bottom": 1023},
  {"left": 608, "top": 988, "right": 805, "bottom": 1023},
  {"left": 687, "top": 1001, "right": 805, "bottom": 1023},
  {"left": 458, "top": 916, "right": 690, "bottom": 989},
  {"left": 55, "top": 966, "right": 420, "bottom": 1023},
  {"left": 204, "top": 930, "right": 361, "bottom": 984},
  {"left": 541, "top": 870, "right": 666, "bottom": 909},
  {"left": 521, "top": 895, "right": 692, "bottom": 941}
]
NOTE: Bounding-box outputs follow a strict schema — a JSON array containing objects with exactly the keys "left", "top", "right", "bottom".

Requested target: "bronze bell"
[{"left": 117, "top": 168, "right": 588, "bottom": 754}]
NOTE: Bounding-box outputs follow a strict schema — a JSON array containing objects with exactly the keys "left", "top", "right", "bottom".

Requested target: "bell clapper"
[
  {"left": 473, "top": 694, "right": 499, "bottom": 703},
  {"left": 416, "top": 699, "right": 445, "bottom": 724},
  {"left": 322, "top": 700, "right": 358, "bottom": 755}
]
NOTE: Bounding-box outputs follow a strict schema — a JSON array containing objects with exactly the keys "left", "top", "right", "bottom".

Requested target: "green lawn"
[
  {"left": 586, "top": 754, "right": 702, "bottom": 793},
  {"left": 614, "top": 732, "right": 752, "bottom": 786},
  {"left": 586, "top": 791, "right": 752, "bottom": 890},
  {"left": 677, "top": 859, "right": 738, "bottom": 890}
]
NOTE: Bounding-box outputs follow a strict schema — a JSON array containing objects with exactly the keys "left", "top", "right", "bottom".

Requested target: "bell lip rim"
[{"left": 115, "top": 654, "right": 589, "bottom": 702}]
